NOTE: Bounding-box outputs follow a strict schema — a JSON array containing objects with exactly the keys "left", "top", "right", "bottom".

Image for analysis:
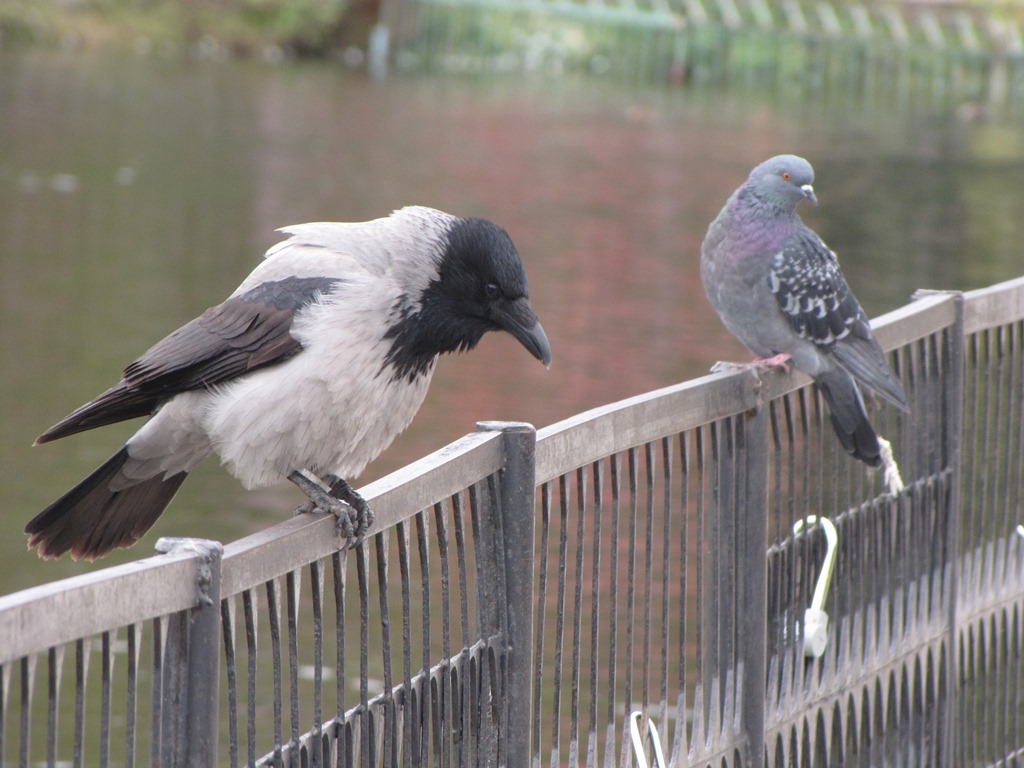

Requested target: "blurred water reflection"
[{"left": 1, "top": 49, "right": 1022, "bottom": 592}]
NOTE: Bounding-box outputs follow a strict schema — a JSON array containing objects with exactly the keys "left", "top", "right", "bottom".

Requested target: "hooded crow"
[{"left": 26, "top": 206, "right": 552, "bottom": 560}]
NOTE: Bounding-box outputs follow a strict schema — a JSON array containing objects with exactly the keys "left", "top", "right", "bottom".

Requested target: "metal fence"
[
  {"left": 1, "top": 276, "right": 1023, "bottom": 767},
  {"left": 385, "top": 0, "right": 1024, "bottom": 108}
]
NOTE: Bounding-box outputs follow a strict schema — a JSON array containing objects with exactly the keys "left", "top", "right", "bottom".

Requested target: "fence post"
[
  {"left": 738, "top": 397, "right": 770, "bottom": 764},
  {"left": 477, "top": 421, "right": 537, "bottom": 768},
  {"left": 154, "top": 537, "right": 224, "bottom": 768}
]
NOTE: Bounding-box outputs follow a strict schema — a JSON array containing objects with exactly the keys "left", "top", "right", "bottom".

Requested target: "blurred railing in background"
[
  {"left": 1, "top": 276, "right": 1023, "bottom": 766},
  {"left": 383, "top": 0, "right": 1024, "bottom": 108}
]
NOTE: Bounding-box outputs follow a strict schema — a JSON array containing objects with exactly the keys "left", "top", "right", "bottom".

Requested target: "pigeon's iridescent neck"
[{"left": 724, "top": 188, "right": 799, "bottom": 258}]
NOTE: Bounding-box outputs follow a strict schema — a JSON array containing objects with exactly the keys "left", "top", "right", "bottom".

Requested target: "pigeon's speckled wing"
[
  {"left": 769, "top": 227, "right": 907, "bottom": 409},
  {"left": 768, "top": 228, "right": 868, "bottom": 349}
]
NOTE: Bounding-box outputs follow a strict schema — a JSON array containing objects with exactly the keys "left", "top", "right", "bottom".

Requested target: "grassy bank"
[{"left": 0, "top": 0, "right": 360, "bottom": 58}]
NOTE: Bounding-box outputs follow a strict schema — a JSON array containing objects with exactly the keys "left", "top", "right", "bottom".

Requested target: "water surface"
[{"left": 2, "top": 49, "right": 1022, "bottom": 593}]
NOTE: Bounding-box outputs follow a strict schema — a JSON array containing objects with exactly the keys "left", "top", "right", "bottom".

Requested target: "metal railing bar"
[
  {"left": 147, "top": 625, "right": 160, "bottom": 768},
  {"left": 870, "top": 292, "right": 959, "bottom": 351},
  {"left": 548, "top": 474, "right": 570, "bottom": 768},
  {"left": 99, "top": 630, "right": 112, "bottom": 768},
  {"left": 332, "top": 548, "right": 349, "bottom": 765},
  {"left": 1008, "top": 320, "right": 1024, "bottom": 583},
  {"left": 433, "top": 501, "right": 453, "bottom": 681},
  {"left": 963, "top": 275, "right": 1024, "bottom": 334},
  {"left": 452, "top": 493, "right": 470, "bottom": 657},
  {"left": 456, "top": 646, "right": 472, "bottom": 768},
  {"left": 265, "top": 578, "right": 285, "bottom": 767},
  {"left": 363, "top": 430, "right": 503, "bottom": 523},
  {"left": 125, "top": 624, "right": 138, "bottom": 768},
  {"left": 74, "top": 638, "right": 86, "bottom": 768},
  {"left": 432, "top": 500, "right": 453, "bottom": 768},
  {"left": 355, "top": 545, "right": 371, "bottom": 768},
  {"left": 396, "top": 520, "right": 413, "bottom": 768},
  {"left": 450, "top": 493, "right": 473, "bottom": 768},
  {"left": 703, "top": 424, "right": 723, "bottom": 732},
  {"left": 618, "top": 447, "right": 639, "bottom": 768},
  {"left": 19, "top": 655, "right": 31, "bottom": 768},
  {"left": 986, "top": 327, "right": 1008, "bottom": 587},
  {"left": 242, "top": 590, "right": 258, "bottom": 767},
  {"left": 531, "top": 481, "right": 551, "bottom": 768},
  {"left": 309, "top": 560, "right": 325, "bottom": 768},
  {"left": 0, "top": 664, "right": 6, "bottom": 763},
  {"left": 567, "top": 466, "right": 586, "bottom": 768},
  {"left": 221, "top": 598, "right": 239, "bottom": 768},
  {"left": 585, "top": 460, "right": 603, "bottom": 768},
  {"left": 962, "top": 331, "right": 984, "bottom": 597},
  {"left": 692, "top": 428, "right": 706, "bottom": 746},
  {"left": 639, "top": 443, "right": 656, "bottom": 749},
  {"left": 0, "top": 552, "right": 200, "bottom": 664},
  {"left": 449, "top": 661, "right": 463, "bottom": 768},
  {"left": 285, "top": 571, "right": 301, "bottom": 758},
  {"left": 46, "top": 646, "right": 59, "bottom": 768},
  {"left": 657, "top": 437, "right": 672, "bottom": 742},
  {"left": 670, "top": 435, "right": 688, "bottom": 764},
  {"left": 998, "top": 323, "right": 1018, "bottom": 587},
  {"left": 413, "top": 511, "right": 430, "bottom": 767},
  {"left": 536, "top": 373, "right": 760, "bottom": 486},
  {"left": 603, "top": 454, "right": 620, "bottom": 768},
  {"left": 473, "top": 651, "right": 484, "bottom": 766},
  {"left": 219, "top": 430, "right": 502, "bottom": 599},
  {"left": 373, "top": 534, "right": 395, "bottom": 768}
]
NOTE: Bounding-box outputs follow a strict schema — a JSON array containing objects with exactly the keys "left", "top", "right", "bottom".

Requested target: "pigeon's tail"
[
  {"left": 25, "top": 447, "right": 187, "bottom": 561},
  {"left": 816, "top": 369, "right": 883, "bottom": 468}
]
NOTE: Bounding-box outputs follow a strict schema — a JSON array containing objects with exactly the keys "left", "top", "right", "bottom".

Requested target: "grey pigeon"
[
  {"left": 701, "top": 155, "right": 907, "bottom": 468},
  {"left": 27, "top": 206, "right": 552, "bottom": 560}
]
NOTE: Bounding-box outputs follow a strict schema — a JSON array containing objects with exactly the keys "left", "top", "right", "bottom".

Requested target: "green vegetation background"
[{"left": 0, "top": 0, "right": 374, "bottom": 57}]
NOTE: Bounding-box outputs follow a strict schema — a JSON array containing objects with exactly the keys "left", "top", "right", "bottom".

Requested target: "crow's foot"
[{"left": 288, "top": 471, "right": 374, "bottom": 547}]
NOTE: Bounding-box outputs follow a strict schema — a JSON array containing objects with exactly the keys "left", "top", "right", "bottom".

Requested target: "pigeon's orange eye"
[{"left": 782, "top": 171, "right": 791, "bottom": 181}]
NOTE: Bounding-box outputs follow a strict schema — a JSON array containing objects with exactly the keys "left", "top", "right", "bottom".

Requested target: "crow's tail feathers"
[
  {"left": 816, "top": 368, "right": 883, "bottom": 468},
  {"left": 25, "top": 447, "right": 187, "bottom": 561}
]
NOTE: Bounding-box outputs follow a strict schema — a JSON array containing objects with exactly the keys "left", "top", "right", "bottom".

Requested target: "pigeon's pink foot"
[{"left": 751, "top": 353, "right": 792, "bottom": 373}]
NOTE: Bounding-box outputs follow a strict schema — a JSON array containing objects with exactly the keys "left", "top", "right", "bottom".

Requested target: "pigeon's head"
[
  {"left": 388, "top": 216, "right": 551, "bottom": 379},
  {"left": 746, "top": 155, "right": 817, "bottom": 210}
]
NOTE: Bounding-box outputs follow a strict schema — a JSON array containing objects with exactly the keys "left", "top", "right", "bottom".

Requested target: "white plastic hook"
[
  {"left": 629, "top": 711, "right": 667, "bottom": 768},
  {"left": 793, "top": 515, "right": 838, "bottom": 658}
]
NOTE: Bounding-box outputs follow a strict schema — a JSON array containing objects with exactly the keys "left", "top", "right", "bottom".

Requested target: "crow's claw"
[{"left": 288, "top": 470, "right": 375, "bottom": 549}]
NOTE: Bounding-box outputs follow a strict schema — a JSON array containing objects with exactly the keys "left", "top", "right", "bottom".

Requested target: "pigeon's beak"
[
  {"left": 495, "top": 298, "right": 553, "bottom": 367},
  {"left": 801, "top": 184, "right": 818, "bottom": 206}
]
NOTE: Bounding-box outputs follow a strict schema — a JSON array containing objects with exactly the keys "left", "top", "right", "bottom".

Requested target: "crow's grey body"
[
  {"left": 701, "top": 155, "right": 907, "bottom": 467},
  {"left": 28, "top": 206, "right": 551, "bottom": 559}
]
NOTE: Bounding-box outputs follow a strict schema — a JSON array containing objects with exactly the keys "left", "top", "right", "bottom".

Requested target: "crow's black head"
[{"left": 383, "top": 217, "right": 551, "bottom": 382}]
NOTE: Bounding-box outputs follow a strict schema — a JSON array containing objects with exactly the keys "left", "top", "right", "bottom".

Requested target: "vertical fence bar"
[
  {"left": 477, "top": 421, "right": 537, "bottom": 768},
  {"left": 740, "top": 397, "right": 770, "bottom": 764},
  {"left": 153, "top": 537, "right": 224, "bottom": 768},
  {"left": 942, "top": 294, "right": 966, "bottom": 767}
]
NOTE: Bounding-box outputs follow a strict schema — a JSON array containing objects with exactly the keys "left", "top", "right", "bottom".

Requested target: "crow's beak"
[
  {"left": 801, "top": 184, "right": 818, "bottom": 206},
  {"left": 497, "top": 298, "right": 552, "bottom": 367}
]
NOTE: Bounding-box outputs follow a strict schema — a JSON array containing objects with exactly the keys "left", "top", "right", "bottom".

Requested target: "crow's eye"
[{"left": 484, "top": 283, "right": 500, "bottom": 300}]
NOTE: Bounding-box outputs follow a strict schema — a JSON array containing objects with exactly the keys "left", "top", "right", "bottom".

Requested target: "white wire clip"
[
  {"left": 629, "top": 711, "right": 667, "bottom": 768},
  {"left": 793, "top": 515, "right": 839, "bottom": 658}
]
